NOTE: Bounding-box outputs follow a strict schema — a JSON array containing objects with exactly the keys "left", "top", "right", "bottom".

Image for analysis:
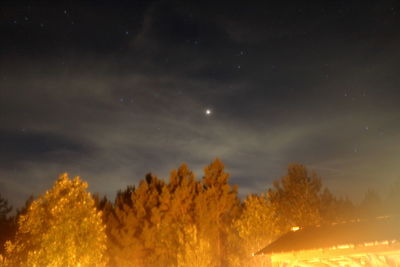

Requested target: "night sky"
[{"left": 2, "top": 1, "right": 400, "bottom": 207}]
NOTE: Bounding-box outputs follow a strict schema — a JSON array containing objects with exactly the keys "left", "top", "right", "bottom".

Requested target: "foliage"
[
  {"left": 359, "top": 189, "right": 383, "bottom": 218},
  {"left": 267, "top": 163, "right": 348, "bottom": 233},
  {"left": 0, "top": 194, "right": 12, "bottom": 221},
  {"left": 104, "top": 173, "right": 166, "bottom": 266},
  {"left": 103, "top": 159, "right": 241, "bottom": 266},
  {"left": 195, "top": 159, "right": 241, "bottom": 267},
  {"left": 176, "top": 224, "right": 213, "bottom": 267},
  {"left": 385, "top": 179, "right": 400, "bottom": 215},
  {"left": 1, "top": 160, "right": 364, "bottom": 267},
  {"left": 0, "top": 194, "right": 13, "bottom": 255},
  {"left": 233, "top": 194, "right": 274, "bottom": 266},
  {"left": 320, "top": 189, "right": 355, "bottom": 222},
  {"left": 3, "top": 174, "right": 107, "bottom": 267}
]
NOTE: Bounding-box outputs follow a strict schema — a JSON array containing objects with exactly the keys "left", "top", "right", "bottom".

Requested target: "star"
[{"left": 205, "top": 109, "right": 212, "bottom": 116}]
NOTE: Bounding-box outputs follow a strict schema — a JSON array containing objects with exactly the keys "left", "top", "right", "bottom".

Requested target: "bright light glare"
[{"left": 291, "top": 226, "right": 300, "bottom": 231}]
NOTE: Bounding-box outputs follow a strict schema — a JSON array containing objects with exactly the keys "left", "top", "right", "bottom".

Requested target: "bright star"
[{"left": 205, "top": 109, "right": 212, "bottom": 115}]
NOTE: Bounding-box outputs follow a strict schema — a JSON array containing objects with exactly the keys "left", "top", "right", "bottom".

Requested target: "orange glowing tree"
[
  {"left": 2, "top": 174, "right": 107, "bottom": 267},
  {"left": 233, "top": 193, "right": 275, "bottom": 266}
]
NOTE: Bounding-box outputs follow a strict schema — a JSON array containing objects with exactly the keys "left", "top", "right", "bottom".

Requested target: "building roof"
[{"left": 255, "top": 216, "right": 400, "bottom": 256}]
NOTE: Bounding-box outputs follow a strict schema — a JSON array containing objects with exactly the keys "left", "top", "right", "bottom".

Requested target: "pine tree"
[
  {"left": 385, "top": 179, "right": 400, "bottom": 215},
  {"left": 105, "top": 161, "right": 241, "bottom": 267},
  {"left": 157, "top": 164, "right": 200, "bottom": 266},
  {"left": 106, "top": 174, "right": 166, "bottom": 267},
  {"left": 267, "top": 163, "right": 325, "bottom": 233},
  {"left": 3, "top": 174, "right": 107, "bottom": 267},
  {"left": 106, "top": 166, "right": 204, "bottom": 267},
  {"left": 195, "top": 159, "right": 241, "bottom": 266},
  {"left": 320, "top": 189, "right": 355, "bottom": 222},
  {"left": 359, "top": 189, "right": 383, "bottom": 218}
]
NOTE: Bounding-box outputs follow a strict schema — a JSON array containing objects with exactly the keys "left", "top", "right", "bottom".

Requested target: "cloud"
[{"left": 2, "top": 2, "right": 400, "bottom": 207}]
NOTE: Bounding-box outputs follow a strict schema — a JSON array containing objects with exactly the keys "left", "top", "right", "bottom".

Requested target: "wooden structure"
[{"left": 254, "top": 216, "right": 400, "bottom": 266}]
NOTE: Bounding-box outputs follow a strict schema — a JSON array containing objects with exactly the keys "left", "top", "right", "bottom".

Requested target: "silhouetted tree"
[
  {"left": 320, "top": 190, "right": 356, "bottom": 222},
  {"left": 0, "top": 194, "right": 12, "bottom": 220},
  {"left": 0, "top": 194, "right": 13, "bottom": 254},
  {"left": 0, "top": 194, "right": 36, "bottom": 257},
  {"left": 384, "top": 179, "right": 400, "bottom": 215},
  {"left": 359, "top": 189, "right": 383, "bottom": 218}
]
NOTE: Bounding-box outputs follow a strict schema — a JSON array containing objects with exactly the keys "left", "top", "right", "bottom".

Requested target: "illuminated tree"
[
  {"left": 105, "top": 173, "right": 166, "bottom": 267},
  {"left": 176, "top": 224, "right": 212, "bottom": 267},
  {"left": 3, "top": 173, "right": 107, "bottom": 267},
  {"left": 267, "top": 164, "right": 325, "bottom": 232},
  {"left": 233, "top": 194, "right": 274, "bottom": 266},
  {"left": 195, "top": 159, "right": 241, "bottom": 266},
  {"left": 105, "top": 160, "right": 241, "bottom": 266},
  {"left": 157, "top": 164, "right": 200, "bottom": 266},
  {"left": 105, "top": 166, "right": 201, "bottom": 267}
]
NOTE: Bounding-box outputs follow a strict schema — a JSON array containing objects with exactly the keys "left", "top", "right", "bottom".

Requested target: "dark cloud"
[{"left": 0, "top": 130, "right": 87, "bottom": 164}]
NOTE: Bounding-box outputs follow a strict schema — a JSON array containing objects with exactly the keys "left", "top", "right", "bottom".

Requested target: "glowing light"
[
  {"left": 337, "top": 244, "right": 353, "bottom": 249},
  {"left": 205, "top": 109, "right": 212, "bottom": 116},
  {"left": 291, "top": 226, "right": 300, "bottom": 231}
]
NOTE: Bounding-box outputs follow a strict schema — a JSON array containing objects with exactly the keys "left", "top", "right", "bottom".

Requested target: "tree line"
[{"left": 0, "top": 159, "right": 398, "bottom": 266}]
